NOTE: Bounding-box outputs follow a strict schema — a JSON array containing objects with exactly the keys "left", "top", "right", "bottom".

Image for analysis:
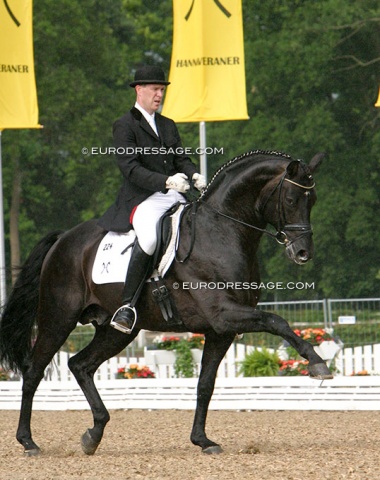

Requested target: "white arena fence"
[
  {"left": 1, "top": 377, "right": 380, "bottom": 412},
  {"left": 2, "top": 342, "right": 380, "bottom": 411}
]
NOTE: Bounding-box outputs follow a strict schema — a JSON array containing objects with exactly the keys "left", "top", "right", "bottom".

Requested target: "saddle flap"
[{"left": 152, "top": 201, "right": 182, "bottom": 268}]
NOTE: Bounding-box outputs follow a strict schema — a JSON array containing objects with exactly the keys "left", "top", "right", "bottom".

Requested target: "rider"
[{"left": 98, "top": 65, "right": 206, "bottom": 333}]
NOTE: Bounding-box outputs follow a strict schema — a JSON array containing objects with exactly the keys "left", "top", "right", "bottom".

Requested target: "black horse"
[{"left": 0, "top": 150, "right": 331, "bottom": 457}]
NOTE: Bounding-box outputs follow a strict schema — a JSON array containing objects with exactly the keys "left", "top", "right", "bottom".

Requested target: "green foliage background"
[{"left": 2, "top": 0, "right": 379, "bottom": 300}]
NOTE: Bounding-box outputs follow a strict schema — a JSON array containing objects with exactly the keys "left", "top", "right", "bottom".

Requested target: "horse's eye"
[{"left": 286, "top": 196, "right": 296, "bottom": 206}]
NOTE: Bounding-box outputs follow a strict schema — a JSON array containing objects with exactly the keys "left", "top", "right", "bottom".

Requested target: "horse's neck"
[
  {"left": 187, "top": 200, "right": 263, "bottom": 282},
  {"left": 201, "top": 158, "right": 284, "bottom": 222},
  {"left": 193, "top": 157, "right": 287, "bottom": 269}
]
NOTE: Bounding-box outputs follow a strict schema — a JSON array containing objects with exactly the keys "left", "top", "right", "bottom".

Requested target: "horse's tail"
[{"left": 0, "top": 230, "right": 63, "bottom": 374}]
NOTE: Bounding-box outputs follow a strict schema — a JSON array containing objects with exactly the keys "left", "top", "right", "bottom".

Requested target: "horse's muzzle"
[
  {"left": 286, "top": 241, "right": 314, "bottom": 265},
  {"left": 281, "top": 223, "right": 313, "bottom": 264}
]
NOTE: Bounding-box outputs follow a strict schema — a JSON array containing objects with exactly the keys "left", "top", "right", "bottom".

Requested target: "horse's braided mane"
[{"left": 198, "top": 149, "right": 294, "bottom": 201}]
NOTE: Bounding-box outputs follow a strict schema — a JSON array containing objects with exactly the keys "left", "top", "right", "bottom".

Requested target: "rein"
[
  {"left": 175, "top": 202, "right": 198, "bottom": 263},
  {"left": 204, "top": 203, "right": 288, "bottom": 243}
]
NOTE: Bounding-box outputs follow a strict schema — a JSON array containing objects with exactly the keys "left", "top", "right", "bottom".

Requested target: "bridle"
[
  {"left": 202, "top": 171, "right": 315, "bottom": 246},
  {"left": 175, "top": 169, "right": 315, "bottom": 263}
]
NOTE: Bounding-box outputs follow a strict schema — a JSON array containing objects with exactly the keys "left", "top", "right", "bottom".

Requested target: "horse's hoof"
[
  {"left": 81, "top": 429, "right": 100, "bottom": 455},
  {"left": 24, "top": 447, "right": 41, "bottom": 457},
  {"left": 309, "top": 362, "right": 333, "bottom": 380},
  {"left": 202, "top": 445, "right": 223, "bottom": 455}
]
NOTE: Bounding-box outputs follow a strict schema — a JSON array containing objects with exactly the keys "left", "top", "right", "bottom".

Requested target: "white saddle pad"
[
  {"left": 92, "top": 230, "right": 136, "bottom": 284},
  {"left": 92, "top": 205, "right": 185, "bottom": 285}
]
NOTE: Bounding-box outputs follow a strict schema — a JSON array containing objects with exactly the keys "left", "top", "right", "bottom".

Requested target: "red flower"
[
  {"left": 116, "top": 364, "right": 155, "bottom": 379},
  {"left": 279, "top": 358, "right": 309, "bottom": 376}
]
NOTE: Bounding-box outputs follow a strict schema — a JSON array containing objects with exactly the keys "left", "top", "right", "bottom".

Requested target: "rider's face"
[{"left": 136, "top": 84, "right": 165, "bottom": 114}]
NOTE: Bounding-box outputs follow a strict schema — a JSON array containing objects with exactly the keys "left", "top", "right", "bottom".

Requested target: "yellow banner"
[
  {"left": 375, "top": 87, "right": 380, "bottom": 107},
  {"left": 0, "top": 0, "right": 40, "bottom": 129},
  {"left": 162, "top": 0, "right": 249, "bottom": 122}
]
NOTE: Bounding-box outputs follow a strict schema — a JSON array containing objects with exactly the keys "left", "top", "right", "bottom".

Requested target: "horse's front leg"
[
  {"left": 277, "top": 319, "right": 333, "bottom": 378},
  {"left": 217, "top": 304, "right": 332, "bottom": 379},
  {"left": 191, "top": 332, "right": 235, "bottom": 454}
]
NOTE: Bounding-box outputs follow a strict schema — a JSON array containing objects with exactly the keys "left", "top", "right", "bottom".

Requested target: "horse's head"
[
  {"left": 199, "top": 149, "right": 324, "bottom": 266},
  {"left": 262, "top": 153, "right": 324, "bottom": 265}
]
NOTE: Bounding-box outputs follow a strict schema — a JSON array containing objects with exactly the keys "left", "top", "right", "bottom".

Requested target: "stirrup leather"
[{"left": 109, "top": 305, "right": 137, "bottom": 334}]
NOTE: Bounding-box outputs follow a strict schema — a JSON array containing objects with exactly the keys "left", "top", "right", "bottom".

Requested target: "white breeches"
[{"left": 132, "top": 190, "right": 185, "bottom": 255}]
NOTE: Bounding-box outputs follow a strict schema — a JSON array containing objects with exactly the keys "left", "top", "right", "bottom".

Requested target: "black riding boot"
[{"left": 110, "top": 241, "right": 152, "bottom": 334}]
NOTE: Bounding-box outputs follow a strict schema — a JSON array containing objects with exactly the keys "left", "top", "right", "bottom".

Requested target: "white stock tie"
[{"left": 149, "top": 116, "right": 159, "bottom": 136}]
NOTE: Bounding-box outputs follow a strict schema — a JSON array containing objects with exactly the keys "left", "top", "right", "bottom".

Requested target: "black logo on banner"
[
  {"left": 3, "top": 0, "right": 20, "bottom": 27},
  {"left": 185, "top": 0, "right": 231, "bottom": 21}
]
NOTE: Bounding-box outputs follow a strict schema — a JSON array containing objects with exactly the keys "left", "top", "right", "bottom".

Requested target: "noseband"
[{"left": 204, "top": 171, "right": 315, "bottom": 247}]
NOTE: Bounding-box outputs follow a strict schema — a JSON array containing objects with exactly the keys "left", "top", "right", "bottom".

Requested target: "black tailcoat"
[{"left": 98, "top": 107, "right": 197, "bottom": 232}]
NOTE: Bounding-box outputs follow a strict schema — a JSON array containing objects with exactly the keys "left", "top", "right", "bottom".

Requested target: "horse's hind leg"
[
  {"left": 68, "top": 325, "right": 139, "bottom": 455},
  {"left": 16, "top": 319, "right": 77, "bottom": 456}
]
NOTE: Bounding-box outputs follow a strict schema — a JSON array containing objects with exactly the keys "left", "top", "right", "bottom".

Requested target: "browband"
[{"left": 284, "top": 178, "right": 315, "bottom": 189}]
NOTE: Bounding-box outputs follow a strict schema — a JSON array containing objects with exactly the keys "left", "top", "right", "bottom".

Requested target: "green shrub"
[
  {"left": 0, "top": 368, "right": 10, "bottom": 381},
  {"left": 174, "top": 339, "right": 195, "bottom": 378},
  {"left": 238, "top": 348, "right": 280, "bottom": 377}
]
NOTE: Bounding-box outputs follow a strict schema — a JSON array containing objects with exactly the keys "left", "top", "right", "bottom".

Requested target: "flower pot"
[
  {"left": 144, "top": 349, "right": 176, "bottom": 365},
  {"left": 191, "top": 348, "right": 202, "bottom": 364},
  {"left": 314, "top": 340, "right": 341, "bottom": 361}
]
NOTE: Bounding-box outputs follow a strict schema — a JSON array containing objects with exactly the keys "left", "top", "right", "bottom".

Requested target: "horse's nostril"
[{"left": 298, "top": 250, "right": 309, "bottom": 262}]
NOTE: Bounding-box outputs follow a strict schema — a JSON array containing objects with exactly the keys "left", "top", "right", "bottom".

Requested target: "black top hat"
[{"left": 130, "top": 65, "right": 170, "bottom": 87}]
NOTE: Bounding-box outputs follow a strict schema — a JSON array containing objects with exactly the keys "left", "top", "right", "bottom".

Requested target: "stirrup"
[{"left": 109, "top": 305, "right": 137, "bottom": 334}]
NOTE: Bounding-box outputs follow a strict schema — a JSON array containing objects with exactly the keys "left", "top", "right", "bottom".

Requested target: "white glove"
[
  {"left": 192, "top": 173, "right": 206, "bottom": 191},
  {"left": 166, "top": 173, "right": 190, "bottom": 193}
]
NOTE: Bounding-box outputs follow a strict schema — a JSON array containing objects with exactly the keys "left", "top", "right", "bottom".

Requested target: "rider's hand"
[
  {"left": 192, "top": 173, "right": 206, "bottom": 191},
  {"left": 166, "top": 173, "right": 190, "bottom": 193}
]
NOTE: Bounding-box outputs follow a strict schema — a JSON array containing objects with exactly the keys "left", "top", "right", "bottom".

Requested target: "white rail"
[{"left": 1, "top": 377, "right": 380, "bottom": 411}]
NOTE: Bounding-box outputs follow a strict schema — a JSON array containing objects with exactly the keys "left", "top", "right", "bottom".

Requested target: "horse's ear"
[
  {"left": 309, "top": 152, "right": 325, "bottom": 174},
  {"left": 286, "top": 160, "right": 300, "bottom": 178}
]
